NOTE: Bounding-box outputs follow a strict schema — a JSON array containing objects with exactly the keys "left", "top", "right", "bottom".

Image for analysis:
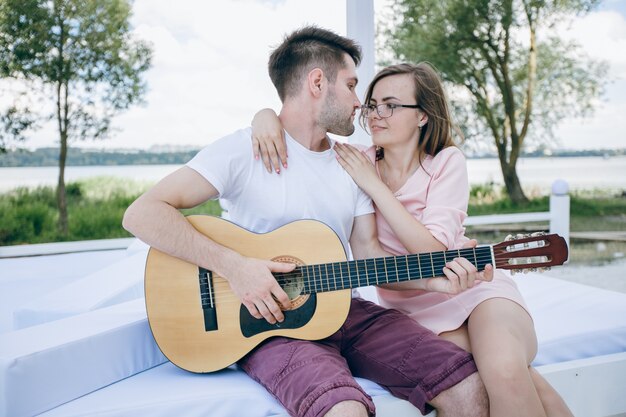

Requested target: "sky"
[{"left": 8, "top": 0, "right": 626, "bottom": 151}]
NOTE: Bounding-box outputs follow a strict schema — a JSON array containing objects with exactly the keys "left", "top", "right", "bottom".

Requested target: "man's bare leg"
[
  {"left": 325, "top": 400, "right": 369, "bottom": 417},
  {"left": 429, "top": 372, "right": 489, "bottom": 417}
]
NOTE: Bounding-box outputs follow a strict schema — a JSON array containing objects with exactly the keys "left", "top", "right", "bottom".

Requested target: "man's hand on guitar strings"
[{"left": 227, "top": 257, "right": 295, "bottom": 324}]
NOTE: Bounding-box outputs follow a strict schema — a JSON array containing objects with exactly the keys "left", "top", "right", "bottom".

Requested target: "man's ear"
[{"left": 308, "top": 68, "right": 324, "bottom": 97}]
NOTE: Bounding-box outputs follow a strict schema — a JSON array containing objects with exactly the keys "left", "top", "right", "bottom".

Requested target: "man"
[{"left": 123, "top": 26, "right": 488, "bottom": 417}]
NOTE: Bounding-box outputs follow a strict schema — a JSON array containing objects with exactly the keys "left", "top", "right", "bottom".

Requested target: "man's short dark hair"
[{"left": 268, "top": 26, "right": 362, "bottom": 102}]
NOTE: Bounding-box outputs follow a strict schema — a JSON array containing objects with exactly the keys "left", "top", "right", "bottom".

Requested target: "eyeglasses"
[{"left": 361, "top": 103, "right": 421, "bottom": 119}]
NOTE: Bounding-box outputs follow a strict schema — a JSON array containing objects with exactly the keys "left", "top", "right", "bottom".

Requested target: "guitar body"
[{"left": 145, "top": 215, "right": 352, "bottom": 373}]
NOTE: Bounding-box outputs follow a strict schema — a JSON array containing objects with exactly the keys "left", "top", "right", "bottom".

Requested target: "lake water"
[{"left": 1, "top": 156, "right": 625, "bottom": 192}]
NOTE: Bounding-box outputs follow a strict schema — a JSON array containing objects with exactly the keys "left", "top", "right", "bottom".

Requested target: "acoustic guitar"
[{"left": 145, "top": 215, "right": 568, "bottom": 373}]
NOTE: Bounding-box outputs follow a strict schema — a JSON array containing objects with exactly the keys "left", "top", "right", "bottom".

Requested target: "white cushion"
[
  {"left": 0, "top": 250, "right": 128, "bottom": 334},
  {"left": 0, "top": 299, "right": 166, "bottom": 417},
  {"left": 513, "top": 274, "right": 626, "bottom": 366},
  {"left": 12, "top": 250, "right": 148, "bottom": 329},
  {"left": 38, "top": 362, "right": 429, "bottom": 417}
]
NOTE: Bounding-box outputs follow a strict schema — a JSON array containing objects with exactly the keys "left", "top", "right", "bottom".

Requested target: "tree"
[
  {"left": 384, "top": 0, "right": 607, "bottom": 203},
  {"left": 0, "top": 0, "right": 152, "bottom": 234}
]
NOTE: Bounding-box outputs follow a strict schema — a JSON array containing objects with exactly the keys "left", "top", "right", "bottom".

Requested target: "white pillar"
[
  {"left": 550, "top": 179, "right": 570, "bottom": 261},
  {"left": 347, "top": 0, "right": 375, "bottom": 146}
]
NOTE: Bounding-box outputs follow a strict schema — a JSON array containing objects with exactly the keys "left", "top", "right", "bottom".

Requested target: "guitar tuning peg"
[
  {"left": 531, "top": 231, "right": 546, "bottom": 236},
  {"left": 523, "top": 269, "right": 530, "bottom": 274},
  {"left": 516, "top": 233, "right": 525, "bottom": 239},
  {"left": 505, "top": 234, "right": 515, "bottom": 241},
  {"left": 530, "top": 268, "right": 537, "bottom": 273}
]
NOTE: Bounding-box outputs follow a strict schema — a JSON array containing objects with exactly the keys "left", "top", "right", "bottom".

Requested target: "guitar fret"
[
  {"left": 374, "top": 257, "right": 379, "bottom": 285},
  {"left": 338, "top": 262, "right": 343, "bottom": 292},
  {"left": 429, "top": 252, "right": 435, "bottom": 277},
  {"left": 356, "top": 259, "right": 361, "bottom": 287},
  {"left": 364, "top": 259, "right": 370, "bottom": 286},
  {"left": 417, "top": 254, "right": 422, "bottom": 278},
  {"left": 472, "top": 248, "right": 477, "bottom": 269},
  {"left": 311, "top": 264, "right": 316, "bottom": 292},
  {"left": 405, "top": 255, "right": 410, "bottom": 282},
  {"left": 393, "top": 257, "right": 399, "bottom": 283},
  {"left": 324, "top": 263, "right": 329, "bottom": 290},
  {"left": 383, "top": 258, "right": 389, "bottom": 283}
]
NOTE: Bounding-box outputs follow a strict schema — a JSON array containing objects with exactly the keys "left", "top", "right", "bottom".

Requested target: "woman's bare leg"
[
  {"left": 439, "top": 298, "right": 574, "bottom": 416},
  {"left": 465, "top": 298, "right": 545, "bottom": 417},
  {"left": 529, "top": 367, "right": 574, "bottom": 417}
]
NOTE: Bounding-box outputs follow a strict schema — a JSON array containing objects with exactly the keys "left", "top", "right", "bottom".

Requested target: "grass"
[
  {"left": 0, "top": 177, "right": 222, "bottom": 245},
  {"left": 1, "top": 179, "right": 625, "bottom": 265}
]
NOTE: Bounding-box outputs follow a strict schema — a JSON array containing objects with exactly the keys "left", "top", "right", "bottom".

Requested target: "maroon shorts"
[{"left": 239, "top": 298, "right": 477, "bottom": 417}]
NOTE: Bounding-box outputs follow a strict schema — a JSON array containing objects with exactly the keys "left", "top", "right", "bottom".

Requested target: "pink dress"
[{"left": 364, "top": 146, "right": 530, "bottom": 335}]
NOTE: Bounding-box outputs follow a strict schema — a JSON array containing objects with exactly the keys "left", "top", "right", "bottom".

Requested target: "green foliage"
[
  {"left": 468, "top": 194, "right": 550, "bottom": 215},
  {"left": 467, "top": 184, "right": 626, "bottom": 218},
  {"left": 0, "top": 186, "right": 57, "bottom": 244},
  {"left": 0, "top": 178, "right": 223, "bottom": 245}
]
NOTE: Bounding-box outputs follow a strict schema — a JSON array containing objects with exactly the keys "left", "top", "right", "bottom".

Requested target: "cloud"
[
  {"left": 555, "top": 10, "right": 626, "bottom": 78},
  {"left": 101, "top": 0, "right": 348, "bottom": 150},
  {"left": 12, "top": 0, "right": 626, "bottom": 151},
  {"left": 552, "top": 9, "right": 626, "bottom": 149}
]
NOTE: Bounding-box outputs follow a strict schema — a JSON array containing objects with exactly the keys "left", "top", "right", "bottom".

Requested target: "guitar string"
[
  {"left": 201, "top": 258, "right": 547, "bottom": 304},
  {"left": 201, "top": 255, "right": 537, "bottom": 299},
  {"left": 202, "top": 252, "right": 536, "bottom": 293},
  {"left": 201, "top": 245, "right": 542, "bottom": 288}
]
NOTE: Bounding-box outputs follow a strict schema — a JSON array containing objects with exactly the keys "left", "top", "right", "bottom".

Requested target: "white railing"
[{"left": 465, "top": 180, "right": 571, "bottom": 249}]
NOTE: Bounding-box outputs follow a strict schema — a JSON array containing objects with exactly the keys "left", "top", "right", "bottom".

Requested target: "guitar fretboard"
[{"left": 278, "top": 246, "right": 494, "bottom": 294}]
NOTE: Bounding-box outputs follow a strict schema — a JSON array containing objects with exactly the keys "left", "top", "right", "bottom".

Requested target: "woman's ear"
[{"left": 418, "top": 112, "right": 428, "bottom": 127}]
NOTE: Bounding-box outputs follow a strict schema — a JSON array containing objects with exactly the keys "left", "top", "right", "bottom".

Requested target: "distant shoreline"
[
  {"left": 1, "top": 146, "right": 625, "bottom": 168},
  {"left": 2, "top": 157, "right": 626, "bottom": 193}
]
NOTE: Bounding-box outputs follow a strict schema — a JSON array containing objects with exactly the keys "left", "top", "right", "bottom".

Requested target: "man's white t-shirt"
[{"left": 186, "top": 127, "right": 374, "bottom": 258}]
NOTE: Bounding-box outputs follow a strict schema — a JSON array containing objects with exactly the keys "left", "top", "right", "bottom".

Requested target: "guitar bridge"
[{"left": 199, "top": 267, "right": 218, "bottom": 332}]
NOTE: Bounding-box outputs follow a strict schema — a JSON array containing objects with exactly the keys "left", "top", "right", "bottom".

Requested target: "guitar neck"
[{"left": 282, "top": 246, "right": 495, "bottom": 294}]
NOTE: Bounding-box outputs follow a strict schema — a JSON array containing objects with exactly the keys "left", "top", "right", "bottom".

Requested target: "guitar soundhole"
[{"left": 272, "top": 255, "right": 309, "bottom": 311}]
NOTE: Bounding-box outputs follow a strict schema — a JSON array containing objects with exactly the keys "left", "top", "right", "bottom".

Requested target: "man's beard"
[{"left": 319, "top": 89, "right": 356, "bottom": 137}]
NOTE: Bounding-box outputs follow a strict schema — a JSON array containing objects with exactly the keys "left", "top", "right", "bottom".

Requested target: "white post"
[
  {"left": 550, "top": 179, "right": 570, "bottom": 259},
  {"left": 346, "top": 0, "right": 375, "bottom": 146}
]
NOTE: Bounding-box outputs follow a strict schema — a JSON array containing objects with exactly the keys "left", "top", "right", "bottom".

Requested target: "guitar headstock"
[{"left": 492, "top": 232, "right": 568, "bottom": 274}]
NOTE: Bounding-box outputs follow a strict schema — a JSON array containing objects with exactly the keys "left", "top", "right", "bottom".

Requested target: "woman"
[{"left": 251, "top": 63, "right": 573, "bottom": 417}]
